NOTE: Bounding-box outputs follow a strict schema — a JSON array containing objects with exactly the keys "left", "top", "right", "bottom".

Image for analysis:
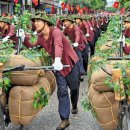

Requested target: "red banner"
[
  {"left": 14, "top": 0, "right": 18, "bottom": 4},
  {"left": 32, "top": 0, "right": 38, "bottom": 6}
]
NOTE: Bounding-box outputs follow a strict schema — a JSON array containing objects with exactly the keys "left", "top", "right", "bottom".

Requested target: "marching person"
[
  {"left": 123, "top": 16, "right": 130, "bottom": 54},
  {"left": 0, "top": 16, "right": 18, "bottom": 44},
  {"left": 74, "top": 15, "right": 94, "bottom": 56},
  {"left": 17, "top": 12, "right": 81, "bottom": 130},
  {"left": 62, "top": 16, "right": 89, "bottom": 75}
]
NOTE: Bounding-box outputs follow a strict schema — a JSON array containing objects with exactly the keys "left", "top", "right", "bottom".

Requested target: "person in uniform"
[
  {"left": 74, "top": 15, "right": 94, "bottom": 56},
  {"left": 17, "top": 12, "right": 81, "bottom": 130},
  {"left": 123, "top": 16, "right": 130, "bottom": 54},
  {"left": 62, "top": 16, "right": 89, "bottom": 75},
  {"left": 0, "top": 16, "right": 18, "bottom": 44}
]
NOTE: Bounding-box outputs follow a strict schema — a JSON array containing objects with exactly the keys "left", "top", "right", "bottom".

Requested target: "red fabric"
[
  {"left": 120, "top": 8, "right": 125, "bottom": 14},
  {"left": 70, "top": 6, "right": 74, "bottom": 13},
  {"left": 64, "top": 25, "right": 87, "bottom": 51},
  {"left": 14, "top": 0, "right": 18, "bottom": 4},
  {"left": 76, "top": 5, "right": 80, "bottom": 12},
  {"left": 61, "top": 2, "right": 66, "bottom": 10},
  {"left": 113, "top": 1, "right": 120, "bottom": 9},
  {"left": 23, "top": 27, "right": 79, "bottom": 77},
  {"left": 124, "top": 29, "right": 130, "bottom": 38},
  {"left": 123, "top": 45, "right": 130, "bottom": 55},
  {"left": 1, "top": 25, "right": 18, "bottom": 46},
  {"left": 32, "top": 0, "right": 38, "bottom": 6},
  {"left": 79, "top": 8, "right": 83, "bottom": 15},
  {"left": 80, "top": 21, "right": 94, "bottom": 42},
  {"left": 52, "top": 4, "right": 55, "bottom": 14},
  {"left": 56, "top": 19, "right": 63, "bottom": 30},
  {"left": 66, "top": 3, "right": 70, "bottom": 11}
]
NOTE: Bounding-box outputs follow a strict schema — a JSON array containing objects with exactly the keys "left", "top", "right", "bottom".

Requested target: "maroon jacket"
[
  {"left": 23, "top": 27, "right": 79, "bottom": 77},
  {"left": 64, "top": 25, "right": 87, "bottom": 51},
  {"left": 56, "top": 19, "right": 63, "bottom": 30},
  {"left": 123, "top": 44, "right": 130, "bottom": 55},
  {"left": 124, "top": 29, "right": 130, "bottom": 38},
  {"left": 79, "top": 21, "right": 94, "bottom": 42},
  {"left": 1, "top": 24, "right": 18, "bottom": 44}
]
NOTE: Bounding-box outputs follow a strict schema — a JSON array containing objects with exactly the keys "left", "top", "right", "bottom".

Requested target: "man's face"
[
  {"left": 75, "top": 18, "right": 81, "bottom": 24},
  {"left": 63, "top": 20, "right": 71, "bottom": 28},
  {"left": 34, "top": 19, "right": 45, "bottom": 32},
  {"left": 124, "top": 21, "right": 130, "bottom": 29}
]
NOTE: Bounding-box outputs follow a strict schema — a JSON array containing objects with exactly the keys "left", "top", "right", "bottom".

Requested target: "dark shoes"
[
  {"left": 71, "top": 108, "right": 78, "bottom": 114},
  {"left": 56, "top": 119, "right": 70, "bottom": 130}
]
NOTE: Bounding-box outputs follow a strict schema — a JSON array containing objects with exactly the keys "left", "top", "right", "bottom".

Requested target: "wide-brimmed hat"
[
  {"left": 74, "top": 15, "right": 82, "bottom": 20},
  {"left": 124, "top": 17, "right": 130, "bottom": 22},
  {"left": 61, "top": 16, "right": 75, "bottom": 23},
  {"left": 31, "top": 12, "right": 54, "bottom": 25},
  {"left": 0, "top": 17, "right": 11, "bottom": 24}
]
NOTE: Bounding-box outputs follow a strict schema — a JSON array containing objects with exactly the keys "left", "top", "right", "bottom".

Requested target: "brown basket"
[
  {"left": 9, "top": 70, "right": 40, "bottom": 86},
  {"left": 9, "top": 77, "right": 51, "bottom": 126}
]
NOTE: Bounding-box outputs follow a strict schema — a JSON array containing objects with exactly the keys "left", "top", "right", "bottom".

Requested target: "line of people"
[{"left": 0, "top": 12, "right": 109, "bottom": 130}]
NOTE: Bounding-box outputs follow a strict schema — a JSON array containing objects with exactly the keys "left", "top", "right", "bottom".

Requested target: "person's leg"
[
  {"left": 82, "top": 44, "right": 89, "bottom": 73},
  {"left": 55, "top": 72, "right": 70, "bottom": 119},
  {"left": 55, "top": 72, "right": 70, "bottom": 130},
  {"left": 75, "top": 49, "right": 85, "bottom": 75},
  {"left": 66, "top": 61, "right": 80, "bottom": 114}
]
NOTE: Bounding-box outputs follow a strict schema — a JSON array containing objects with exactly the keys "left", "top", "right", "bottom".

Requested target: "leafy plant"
[
  {"left": 20, "top": 47, "right": 52, "bottom": 65},
  {"left": 33, "top": 87, "right": 50, "bottom": 109},
  {"left": 0, "top": 72, "right": 11, "bottom": 92},
  {"left": 81, "top": 98, "right": 96, "bottom": 117}
]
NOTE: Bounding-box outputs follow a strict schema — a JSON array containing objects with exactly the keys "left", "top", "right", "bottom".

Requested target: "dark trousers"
[
  {"left": 55, "top": 61, "right": 80, "bottom": 120},
  {"left": 82, "top": 43, "right": 89, "bottom": 72},
  {"left": 75, "top": 49, "right": 85, "bottom": 75}
]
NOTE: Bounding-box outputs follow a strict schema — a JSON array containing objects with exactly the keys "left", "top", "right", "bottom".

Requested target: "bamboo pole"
[{"left": 112, "top": 68, "right": 126, "bottom": 101}]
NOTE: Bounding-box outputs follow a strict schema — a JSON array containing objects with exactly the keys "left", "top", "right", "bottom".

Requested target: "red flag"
[
  {"left": 32, "top": 0, "right": 38, "bottom": 6},
  {"left": 79, "top": 8, "right": 83, "bottom": 14},
  {"left": 113, "top": 1, "right": 120, "bottom": 9},
  {"left": 52, "top": 4, "right": 55, "bottom": 14},
  {"left": 120, "top": 8, "right": 125, "bottom": 14},
  {"left": 61, "top": 2, "right": 66, "bottom": 10},
  {"left": 76, "top": 5, "right": 80, "bottom": 12},
  {"left": 14, "top": 0, "right": 18, "bottom": 4}
]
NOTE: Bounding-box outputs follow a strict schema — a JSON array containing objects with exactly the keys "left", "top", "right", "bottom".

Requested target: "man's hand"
[
  {"left": 16, "top": 29, "right": 25, "bottom": 42},
  {"left": 52, "top": 57, "right": 63, "bottom": 71},
  {"left": 2, "top": 36, "right": 10, "bottom": 43},
  {"left": 90, "top": 27, "right": 93, "bottom": 30},
  {"left": 86, "top": 33, "right": 90, "bottom": 37},
  {"left": 72, "top": 43, "right": 79, "bottom": 47}
]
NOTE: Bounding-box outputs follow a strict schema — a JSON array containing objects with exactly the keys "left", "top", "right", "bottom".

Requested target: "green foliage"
[
  {"left": 14, "top": 4, "right": 38, "bottom": 45},
  {"left": 119, "top": 0, "right": 130, "bottom": 8},
  {"left": 33, "top": 87, "right": 50, "bottom": 109},
  {"left": 0, "top": 41, "right": 14, "bottom": 63},
  {"left": 20, "top": 47, "right": 52, "bottom": 65},
  {"left": 105, "top": 7, "right": 117, "bottom": 13},
  {"left": 0, "top": 72, "right": 11, "bottom": 92},
  {"left": 81, "top": 98, "right": 96, "bottom": 117}
]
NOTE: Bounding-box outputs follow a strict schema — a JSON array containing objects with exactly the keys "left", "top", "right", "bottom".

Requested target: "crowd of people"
[{"left": 0, "top": 12, "right": 110, "bottom": 130}]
